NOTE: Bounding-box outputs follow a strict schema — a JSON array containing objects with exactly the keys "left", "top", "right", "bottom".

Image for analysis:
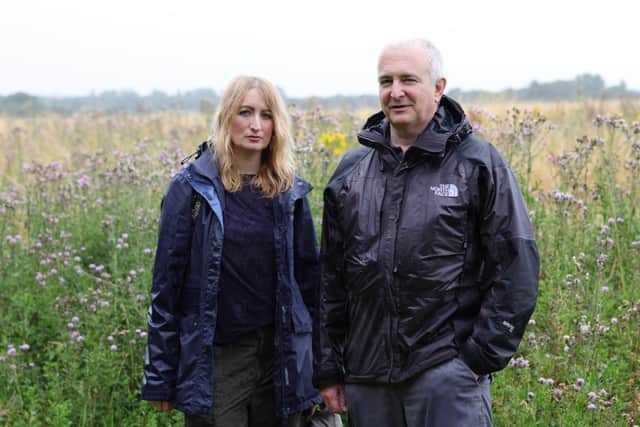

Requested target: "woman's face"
[{"left": 230, "top": 88, "right": 274, "bottom": 155}]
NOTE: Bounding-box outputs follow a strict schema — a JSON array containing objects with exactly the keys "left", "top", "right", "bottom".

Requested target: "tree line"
[{"left": 1, "top": 74, "right": 638, "bottom": 116}]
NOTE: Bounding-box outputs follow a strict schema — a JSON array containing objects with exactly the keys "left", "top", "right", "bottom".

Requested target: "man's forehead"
[{"left": 378, "top": 46, "right": 430, "bottom": 76}]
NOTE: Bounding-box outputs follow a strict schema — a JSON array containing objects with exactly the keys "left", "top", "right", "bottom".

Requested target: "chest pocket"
[
  {"left": 341, "top": 175, "right": 386, "bottom": 257},
  {"left": 394, "top": 166, "right": 470, "bottom": 281}
]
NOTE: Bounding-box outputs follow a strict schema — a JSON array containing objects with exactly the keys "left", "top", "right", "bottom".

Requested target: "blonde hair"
[{"left": 209, "top": 76, "right": 295, "bottom": 197}]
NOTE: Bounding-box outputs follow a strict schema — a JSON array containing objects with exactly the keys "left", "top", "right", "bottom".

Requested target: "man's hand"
[
  {"left": 150, "top": 401, "right": 174, "bottom": 411},
  {"left": 471, "top": 372, "right": 480, "bottom": 382},
  {"left": 320, "top": 384, "right": 347, "bottom": 413}
]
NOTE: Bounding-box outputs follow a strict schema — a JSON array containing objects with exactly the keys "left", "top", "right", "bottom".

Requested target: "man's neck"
[{"left": 389, "top": 127, "right": 420, "bottom": 153}]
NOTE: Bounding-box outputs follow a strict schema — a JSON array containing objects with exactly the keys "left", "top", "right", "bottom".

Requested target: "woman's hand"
[{"left": 150, "top": 401, "right": 174, "bottom": 411}]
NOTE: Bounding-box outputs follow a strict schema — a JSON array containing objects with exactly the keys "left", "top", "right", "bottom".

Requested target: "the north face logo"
[{"left": 430, "top": 184, "right": 459, "bottom": 197}]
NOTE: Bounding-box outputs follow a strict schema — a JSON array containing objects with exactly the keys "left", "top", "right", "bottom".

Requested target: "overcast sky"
[{"left": 2, "top": 0, "right": 639, "bottom": 98}]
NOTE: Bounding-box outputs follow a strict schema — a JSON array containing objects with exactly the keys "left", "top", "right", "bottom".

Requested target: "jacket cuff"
[
  {"left": 140, "top": 385, "right": 174, "bottom": 402},
  {"left": 459, "top": 336, "right": 493, "bottom": 376}
]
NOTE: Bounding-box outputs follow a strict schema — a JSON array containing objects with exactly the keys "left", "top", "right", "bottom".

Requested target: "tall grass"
[{"left": 0, "top": 100, "right": 639, "bottom": 426}]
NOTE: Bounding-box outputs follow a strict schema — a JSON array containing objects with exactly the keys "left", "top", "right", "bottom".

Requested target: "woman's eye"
[
  {"left": 238, "top": 110, "right": 251, "bottom": 116},
  {"left": 261, "top": 112, "right": 273, "bottom": 120}
]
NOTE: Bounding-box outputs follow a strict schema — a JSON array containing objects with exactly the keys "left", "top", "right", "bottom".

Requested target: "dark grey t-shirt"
[{"left": 214, "top": 178, "right": 276, "bottom": 344}]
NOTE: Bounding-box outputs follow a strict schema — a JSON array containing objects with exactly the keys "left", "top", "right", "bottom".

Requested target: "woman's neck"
[{"left": 233, "top": 150, "right": 262, "bottom": 174}]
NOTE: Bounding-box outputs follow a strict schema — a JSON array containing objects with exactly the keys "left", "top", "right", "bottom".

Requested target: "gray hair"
[{"left": 383, "top": 39, "right": 444, "bottom": 85}]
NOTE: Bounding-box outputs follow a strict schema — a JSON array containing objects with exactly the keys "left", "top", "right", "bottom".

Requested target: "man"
[{"left": 313, "top": 39, "right": 539, "bottom": 426}]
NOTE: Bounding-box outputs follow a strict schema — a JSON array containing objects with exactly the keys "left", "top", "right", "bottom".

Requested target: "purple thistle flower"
[
  {"left": 110, "top": 344, "right": 118, "bottom": 351},
  {"left": 587, "top": 403, "right": 596, "bottom": 411},
  {"left": 19, "top": 344, "right": 30, "bottom": 351}
]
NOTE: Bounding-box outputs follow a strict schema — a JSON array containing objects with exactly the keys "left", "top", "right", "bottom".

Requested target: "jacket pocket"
[{"left": 176, "top": 312, "right": 200, "bottom": 384}]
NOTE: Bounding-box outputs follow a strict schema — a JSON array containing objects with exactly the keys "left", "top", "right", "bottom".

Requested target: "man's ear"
[{"left": 435, "top": 78, "right": 447, "bottom": 98}]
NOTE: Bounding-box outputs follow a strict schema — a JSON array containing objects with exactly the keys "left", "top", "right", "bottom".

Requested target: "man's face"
[{"left": 378, "top": 46, "right": 446, "bottom": 136}]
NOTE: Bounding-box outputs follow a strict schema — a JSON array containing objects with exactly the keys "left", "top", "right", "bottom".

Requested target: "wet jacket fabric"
[
  {"left": 141, "top": 142, "right": 322, "bottom": 416},
  {"left": 313, "top": 96, "right": 539, "bottom": 386}
]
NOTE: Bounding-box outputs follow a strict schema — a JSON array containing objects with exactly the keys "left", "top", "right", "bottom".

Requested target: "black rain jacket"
[{"left": 313, "top": 96, "right": 539, "bottom": 386}]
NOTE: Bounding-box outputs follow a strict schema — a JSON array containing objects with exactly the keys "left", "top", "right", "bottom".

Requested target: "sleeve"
[
  {"left": 459, "top": 150, "right": 540, "bottom": 375},
  {"left": 312, "top": 183, "right": 348, "bottom": 387},
  {"left": 141, "top": 175, "right": 193, "bottom": 401},
  {"left": 293, "top": 194, "right": 320, "bottom": 320}
]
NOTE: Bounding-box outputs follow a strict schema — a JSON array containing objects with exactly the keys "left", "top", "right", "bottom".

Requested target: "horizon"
[{"left": 0, "top": 72, "right": 631, "bottom": 100}]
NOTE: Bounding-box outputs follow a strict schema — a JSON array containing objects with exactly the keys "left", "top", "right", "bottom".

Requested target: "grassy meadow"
[{"left": 0, "top": 99, "right": 639, "bottom": 426}]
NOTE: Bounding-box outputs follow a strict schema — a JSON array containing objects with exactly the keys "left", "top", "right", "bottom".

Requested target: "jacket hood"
[
  {"left": 358, "top": 95, "right": 472, "bottom": 156},
  {"left": 189, "top": 141, "right": 219, "bottom": 183}
]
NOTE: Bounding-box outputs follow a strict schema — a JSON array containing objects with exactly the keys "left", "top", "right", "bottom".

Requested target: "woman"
[{"left": 141, "top": 76, "right": 324, "bottom": 426}]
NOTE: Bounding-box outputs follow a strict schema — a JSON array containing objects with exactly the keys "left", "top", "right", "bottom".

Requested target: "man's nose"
[{"left": 390, "top": 80, "right": 405, "bottom": 98}]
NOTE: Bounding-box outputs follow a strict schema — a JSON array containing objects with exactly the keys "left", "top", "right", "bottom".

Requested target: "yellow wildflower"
[{"left": 318, "top": 132, "right": 347, "bottom": 157}]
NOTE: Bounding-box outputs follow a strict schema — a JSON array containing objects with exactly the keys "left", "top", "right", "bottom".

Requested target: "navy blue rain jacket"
[{"left": 141, "top": 143, "right": 322, "bottom": 417}]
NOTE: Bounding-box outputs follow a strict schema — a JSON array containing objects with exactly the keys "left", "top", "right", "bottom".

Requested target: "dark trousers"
[
  {"left": 345, "top": 357, "right": 493, "bottom": 427},
  {"left": 185, "top": 326, "right": 341, "bottom": 427},
  {"left": 185, "top": 326, "right": 283, "bottom": 427}
]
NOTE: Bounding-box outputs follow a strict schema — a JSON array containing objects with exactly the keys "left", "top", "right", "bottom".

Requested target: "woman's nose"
[{"left": 248, "top": 116, "right": 261, "bottom": 131}]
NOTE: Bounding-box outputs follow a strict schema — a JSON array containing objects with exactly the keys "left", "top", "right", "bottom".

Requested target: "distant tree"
[{"left": 0, "top": 92, "right": 44, "bottom": 115}]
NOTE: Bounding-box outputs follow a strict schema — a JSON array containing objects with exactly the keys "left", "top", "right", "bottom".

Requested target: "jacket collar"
[
  {"left": 357, "top": 95, "right": 472, "bottom": 157},
  {"left": 186, "top": 141, "right": 311, "bottom": 202}
]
